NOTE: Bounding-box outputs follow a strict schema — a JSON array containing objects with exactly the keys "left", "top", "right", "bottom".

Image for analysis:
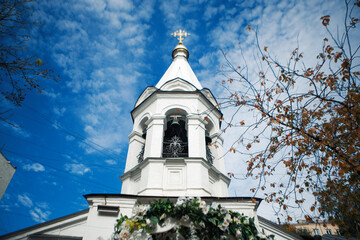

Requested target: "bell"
[{"left": 170, "top": 116, "right": 180, "bottom": 126}]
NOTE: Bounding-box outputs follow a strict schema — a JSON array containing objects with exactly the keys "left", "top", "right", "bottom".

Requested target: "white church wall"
[
  {"left": 219, "top": 175, "right": 230, "bottom": 196},
  {"left": 122, "top": 154, "right": 230, "bottom": 197},
  {"left": 185, "top": 158, "right": 211, "bottom": 196},
  {"left": 120, "top": 175, "right": 131, "bottom": 194},
  {"left": 83, "top": 196, "right": 137, "bottom": 240},
  {"left": 140, "top": 159, "right": 164, "bottom": 195},
  {"left": 163, "top": 158, "right": 186, "bottom": 194},
  {"left": 0, "top": 210, "right": 88, "bottom": 240},
  {"left": 84, "top": 209, "right": 118, "bottom": 240},
  {"left": 45, "top": 219, "right": 87, "bottom": 237},
  {"left": 220, "top": 200, "right": 258, "bottom": 219}
]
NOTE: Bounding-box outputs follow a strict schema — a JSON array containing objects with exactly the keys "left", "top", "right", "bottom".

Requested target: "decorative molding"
[
  {"left": 160, "top": 78, "right": 197, "bottom": 91},
  {"left": 135, "top": 86, "right": 157, "bottom": 108},
  {"left": 145, "top": 115, "right": 166, "bottom": 126},
  {"left": 128, "top": 131, "right": 144, "bottom": 141}
]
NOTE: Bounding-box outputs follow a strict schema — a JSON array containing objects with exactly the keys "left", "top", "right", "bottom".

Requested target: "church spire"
[{"left": 155, "top": 29, "right": 203, "bottom": 90}]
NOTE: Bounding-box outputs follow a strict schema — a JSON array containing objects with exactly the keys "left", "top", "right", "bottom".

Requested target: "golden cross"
[{"left": 171, "top": 29, "right": 190, "bottom": 44}]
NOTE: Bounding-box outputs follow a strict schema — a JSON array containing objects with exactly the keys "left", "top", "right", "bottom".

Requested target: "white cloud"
[
  {"left": 66, "top": 135, "right": 75, "bottom": 141},
  {"left": 52, "top": 121, "right": 60, "bottom": 130},
  {"left": 53, "top": 107, "right": 66, "bottom": 116},
  {"left": 17, "top": 193, "right": 52, "bottom": 222},
  {"left": 107, "top": 0, "right": 133, "bottom": 11},
  {"left": 43, "top": 88, "right": 60, "bottom": 99},
  {"left": 17, "top": 194, "right": 33, "bottom": 208},
  {"left": 30, "top": 0, "right": 156, "bottom": 154},
  {"left": 30, "top": 207, "right": 51, "bottom": 223},
  {"left": 36, "top": 202, "right": 49, "bottom": 209},
  {"left": 0, "top": 204, "right": 11, "bottom": 212},
  {"left": 23, "top": 163, "right": 45, "bottom": 172},
  {"left": 13, "top": 127, "right": 31, "bottom": 138},
  {"left": 65, "top": 163, "right": 91, "bottom": 175},
  {"left": 105, "top": 159, "right": 116, "bottom": 165},
  {"left": 76, "top": 68, "right": 140, "bottom": 152},
  {"left": 203, "top": 4, "right": 225, "bottom": 21},
  {"left": 0, "top": 194, "right": 11, "bottom": 211},
  {"left": 74, "top": 0, "right": 106, "bottom": 15}
]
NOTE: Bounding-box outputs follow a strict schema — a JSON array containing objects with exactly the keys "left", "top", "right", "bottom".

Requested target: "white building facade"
[{"left": 0, "top": 37, "right": 301, "bottom": 240}]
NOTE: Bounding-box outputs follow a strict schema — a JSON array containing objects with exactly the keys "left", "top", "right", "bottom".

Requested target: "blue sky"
[{"left": 0, "top": 0, "right": 355, "bottom": 235}]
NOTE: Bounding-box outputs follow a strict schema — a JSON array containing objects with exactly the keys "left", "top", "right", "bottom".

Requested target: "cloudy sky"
[{"left": 0, "top": 0, "right": 356, "bottom": 235}]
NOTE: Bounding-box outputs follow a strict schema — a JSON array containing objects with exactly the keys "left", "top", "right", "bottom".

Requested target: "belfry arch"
[{"left": 162, "top": 108, "right": 188, "bottom": 158}]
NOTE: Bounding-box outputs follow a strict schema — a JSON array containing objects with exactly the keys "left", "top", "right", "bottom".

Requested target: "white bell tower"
[{"left": 120, "top": 30, "right": 230, "bottom": 197}]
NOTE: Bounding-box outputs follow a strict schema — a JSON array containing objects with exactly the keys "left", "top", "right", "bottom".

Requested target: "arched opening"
[{"left": 163, "top": 109, "right": 188, "bottom": 158}]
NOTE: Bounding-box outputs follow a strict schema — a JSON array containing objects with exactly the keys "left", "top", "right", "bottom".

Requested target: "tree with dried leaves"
[
  {"left": 0, "top": 0, "right": 58, "bottom": 125},
  {"left": 222, "top": 0, "right": 359, "bottom": 237}
]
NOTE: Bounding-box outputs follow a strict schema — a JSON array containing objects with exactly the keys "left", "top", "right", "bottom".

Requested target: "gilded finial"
[{"left": 171, "top": 29, "right": 190, "bottom": 44}]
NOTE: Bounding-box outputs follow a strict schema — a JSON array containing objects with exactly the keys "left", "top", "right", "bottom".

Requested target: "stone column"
[
  {"left": 124, "top": 131, "right": 145, "bottom": 172},
  {"left": 187, "top": 115, "right": 206, "bottom": 159},
  {"left": 144, "top": 115, "right": 166, "bottom": 159}
]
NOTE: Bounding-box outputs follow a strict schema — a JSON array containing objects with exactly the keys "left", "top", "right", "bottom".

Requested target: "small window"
[
  {"left": 326, "top": 229, "right": 332, "bottom": 235},
  {"left": 313, "top": 229, "right": 320, "bottom": 235}
]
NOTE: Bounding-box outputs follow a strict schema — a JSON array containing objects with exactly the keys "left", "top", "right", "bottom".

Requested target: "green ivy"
[{"left": 113, "top": 197, "right": 275, "bottom": 240}]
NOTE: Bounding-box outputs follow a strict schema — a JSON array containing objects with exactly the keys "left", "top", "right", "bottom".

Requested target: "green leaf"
[
  {"left": 229, "top": 224, "right": 236, "bottom": 236},
  {"left": 208, "top": 217, "right": 218, "bottom": 226},
  {"left": 150, "top": 216, "right": 158, "bottom": 225}
]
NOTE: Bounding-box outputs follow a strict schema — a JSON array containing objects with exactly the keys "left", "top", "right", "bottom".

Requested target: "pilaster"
[
  {"left": 124, "top": 131, "right": 145, "bottom": 172},
  {"left": 187, "top": 115, "right": 206, "bottom": 158},
  {"left": 144, "top": 115, "right": 166, "bottom": 158}
]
